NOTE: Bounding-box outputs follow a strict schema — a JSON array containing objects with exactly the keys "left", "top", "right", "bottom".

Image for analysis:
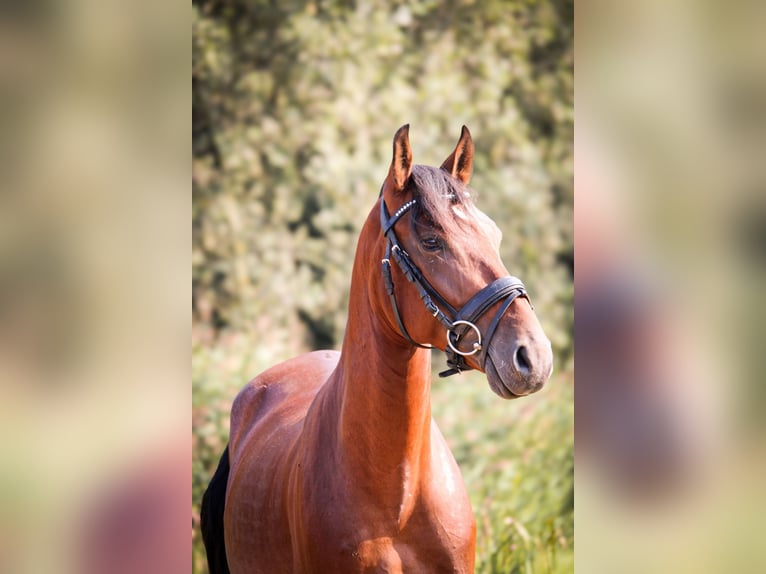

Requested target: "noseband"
[{"left": 380, "top": 197, "right": 530, "bottom": 378}]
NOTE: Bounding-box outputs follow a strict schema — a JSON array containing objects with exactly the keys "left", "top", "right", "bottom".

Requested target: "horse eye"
[{"left": 420, "top": 236, "right": 443, "bottom": 252}]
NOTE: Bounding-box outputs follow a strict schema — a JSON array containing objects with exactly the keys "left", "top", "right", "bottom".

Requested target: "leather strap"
[{"left": 379, "top": 196, "right": 530, "bottom": 377}]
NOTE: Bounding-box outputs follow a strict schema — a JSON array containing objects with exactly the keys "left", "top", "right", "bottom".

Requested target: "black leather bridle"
[{"left": 380, "top": 196, "right": 530, "bottom": 377}]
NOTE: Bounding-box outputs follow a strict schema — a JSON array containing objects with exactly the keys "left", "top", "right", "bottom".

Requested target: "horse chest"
[
  {"left": 292, "top": 476, "right": 476, "bottom": 573},
  {"left": 298, "top": 524, "right": 475, "bottom": 574}
]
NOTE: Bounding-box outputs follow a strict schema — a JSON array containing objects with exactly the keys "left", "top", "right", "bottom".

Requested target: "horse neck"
[{"left": 332, "top": 207, "right": 434, "bottom": 513}]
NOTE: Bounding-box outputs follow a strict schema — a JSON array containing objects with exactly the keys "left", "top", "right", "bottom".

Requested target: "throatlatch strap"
[
  {"left": 381, "top": 199, "right": 454, "bottom": 349},
  {"left": 381, "top": 241, "right": 431, "bottom": 349}
]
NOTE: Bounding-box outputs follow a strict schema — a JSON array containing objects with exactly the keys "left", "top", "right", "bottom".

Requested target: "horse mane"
[{"left": 406, "top": 164, "right": 475, "bottom": 242}]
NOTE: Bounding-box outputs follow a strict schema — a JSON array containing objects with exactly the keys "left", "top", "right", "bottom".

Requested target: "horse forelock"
[{"left": 407, "top": 165, "right": 474, "bottom": 241}]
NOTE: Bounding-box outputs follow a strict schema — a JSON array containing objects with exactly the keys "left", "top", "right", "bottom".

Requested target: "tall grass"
[
  {"left": 192, "top": 337, "right": 573, "bottom": 573},
  {"left": 432, "top": 369, "right": 573, "bottom": 573}
]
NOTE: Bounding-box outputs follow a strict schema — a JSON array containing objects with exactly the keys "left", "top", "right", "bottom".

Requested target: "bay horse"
[{"left": 201, "top": 125, "right": 553, "bottom": 573}]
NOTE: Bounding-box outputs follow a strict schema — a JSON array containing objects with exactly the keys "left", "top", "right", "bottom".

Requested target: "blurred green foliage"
[{"left": 193, "top": 0, "right": 572, "bottom": 572}]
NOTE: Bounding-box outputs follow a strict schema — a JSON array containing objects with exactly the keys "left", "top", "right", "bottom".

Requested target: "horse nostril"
[{"left": 514, "top": 345, "right": 531, "bottom": 375}]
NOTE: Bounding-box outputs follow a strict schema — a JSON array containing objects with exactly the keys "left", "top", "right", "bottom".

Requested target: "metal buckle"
[{"left": 446, "top": 320, "right": 482, "bottom": 356}]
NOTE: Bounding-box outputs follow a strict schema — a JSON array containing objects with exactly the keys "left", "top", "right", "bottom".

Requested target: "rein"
[{"left": 380, "top": 196, "right": 530, "bottom": 377}]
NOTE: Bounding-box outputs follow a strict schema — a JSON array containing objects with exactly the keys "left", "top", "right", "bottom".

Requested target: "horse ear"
[
  {"left": 387, "top": 124, "right": 413, "bottom": 192},
  {"left": 440, "top": 125, "right": 474, "bottom": 184}
]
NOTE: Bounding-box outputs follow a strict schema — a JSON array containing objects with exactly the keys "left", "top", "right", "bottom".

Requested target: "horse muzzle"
[{"left": 485, "top": 330, "right": 553, "bottom": 399}]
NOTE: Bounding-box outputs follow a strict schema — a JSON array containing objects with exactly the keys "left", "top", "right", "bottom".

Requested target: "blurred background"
[
  {"left": 192, "top": 1, "right": 573, "bottom": 573},
  {"left": 1, "top": 0, "right": 762, "bottom": 570},
  {"left": 577, "top": 0, "right": 766, "bottom": 572},
  {"left": 10, "top": 0, "right": 765, "bottom": 572}
]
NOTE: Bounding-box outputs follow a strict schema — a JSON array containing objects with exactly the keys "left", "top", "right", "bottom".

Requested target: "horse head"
[{"left": 376, "top": 124, "right": 553, "bottom": 398}]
